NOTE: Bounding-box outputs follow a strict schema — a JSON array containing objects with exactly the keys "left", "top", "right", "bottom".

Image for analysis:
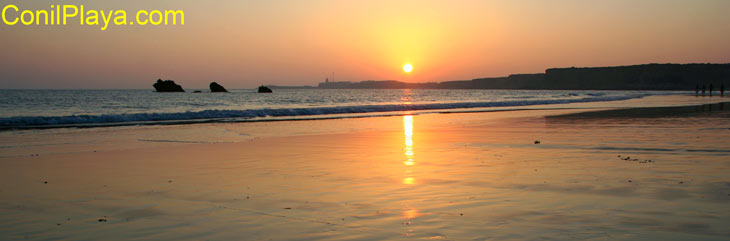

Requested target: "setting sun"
[{"left": 403, "top": 64, "right": 413, "bottom": 73}]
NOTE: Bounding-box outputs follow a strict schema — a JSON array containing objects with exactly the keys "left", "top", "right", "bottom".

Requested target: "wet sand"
[{"left": 1, "top": 95, "right": 729, "bottom": 240}]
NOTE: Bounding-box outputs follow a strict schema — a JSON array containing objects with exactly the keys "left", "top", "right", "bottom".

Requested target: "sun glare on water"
[{"left": 403, "top": 64, "right": 413, "bottom": 73}]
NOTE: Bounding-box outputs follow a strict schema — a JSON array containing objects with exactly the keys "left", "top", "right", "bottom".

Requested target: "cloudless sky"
[{"left": 1, "top": 0, "right": 729, "bottom": 89}]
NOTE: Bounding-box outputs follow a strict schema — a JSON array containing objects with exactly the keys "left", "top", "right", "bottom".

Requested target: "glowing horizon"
[{"left": 1, "top": 0, "right": 730, "bottom": 89}]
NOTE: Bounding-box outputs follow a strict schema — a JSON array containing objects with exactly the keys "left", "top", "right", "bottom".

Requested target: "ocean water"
[{"left": 0, "top": 89, "right": 683, "bottom": 129}]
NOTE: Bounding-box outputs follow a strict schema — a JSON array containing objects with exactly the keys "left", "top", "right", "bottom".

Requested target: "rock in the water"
[
  {"left": 258, "top": 86, "right": 273, "bottom": 93},
  {"left": 209, "top": 82, "right": 228, "bottom": 92},
  {"left": 153, "top": 79, "right": 185, "bottom": 92}
]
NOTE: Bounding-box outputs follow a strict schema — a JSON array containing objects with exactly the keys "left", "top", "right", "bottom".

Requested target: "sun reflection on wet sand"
[
  {"left": 402, "top": 177, "right": 415, "bottom": 185},
  {"left": 403, "top": 115, "right": 415, "bottom": 185},
  {"left": 403, "top": 209, "right": 421, "bottom": 220}
]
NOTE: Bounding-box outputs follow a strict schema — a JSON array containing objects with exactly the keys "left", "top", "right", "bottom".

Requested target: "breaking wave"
[{"left": 0, "top": 94, "right": 647, "bottom": 129}]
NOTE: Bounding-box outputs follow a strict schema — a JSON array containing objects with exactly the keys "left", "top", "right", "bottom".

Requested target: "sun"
[{"left": 403, "top": 64, "right": 413, "bottom": 73}]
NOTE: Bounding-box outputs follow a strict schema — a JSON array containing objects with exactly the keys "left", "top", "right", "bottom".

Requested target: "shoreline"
[
  {"left": 0, "top": 93, "right": 725, "bottom": 131},
  {"left": 0, "top": 95, "right": 727, "bottom": 160}
]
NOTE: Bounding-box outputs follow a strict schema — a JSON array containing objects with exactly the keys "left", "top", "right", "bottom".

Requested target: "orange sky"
[{"left": 1, "top": 0, "right": 729, "bottom": 89}]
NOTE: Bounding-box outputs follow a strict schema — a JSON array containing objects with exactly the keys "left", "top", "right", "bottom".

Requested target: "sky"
[{"left": 1, "top": 0, "right": 729, "bottom": 89}]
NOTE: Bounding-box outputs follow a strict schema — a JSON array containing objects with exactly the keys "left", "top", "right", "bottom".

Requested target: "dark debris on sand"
[{"left": 617, "top": 155, "right": 653, "bottom": 163}]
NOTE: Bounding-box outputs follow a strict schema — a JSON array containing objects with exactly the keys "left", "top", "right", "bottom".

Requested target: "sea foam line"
[{"left": 0, "top": 94, "right": 647, "bottom": 129}]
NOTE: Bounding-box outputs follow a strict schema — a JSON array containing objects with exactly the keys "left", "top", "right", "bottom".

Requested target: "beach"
[{"left": 1, "top": 95, "right": 729, "bottom": 240}]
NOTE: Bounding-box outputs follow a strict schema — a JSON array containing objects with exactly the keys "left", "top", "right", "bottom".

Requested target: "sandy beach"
[{"left": 1, "top": 95, "right": 729, "bottom": 240}]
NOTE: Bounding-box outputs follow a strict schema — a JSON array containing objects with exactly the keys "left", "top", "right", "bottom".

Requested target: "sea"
[{"left": 0, "top": 89, "right": 686, "bottom": 129}]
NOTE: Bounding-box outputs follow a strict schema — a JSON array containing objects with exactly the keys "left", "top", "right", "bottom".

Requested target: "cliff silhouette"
[{"left": 316, "top": 63, "right": 730, "bottom": 90}]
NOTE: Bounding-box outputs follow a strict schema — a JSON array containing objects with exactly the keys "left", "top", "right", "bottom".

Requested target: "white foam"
[{"left": 0, "top": 94, "right": 648, "bottom": 129}]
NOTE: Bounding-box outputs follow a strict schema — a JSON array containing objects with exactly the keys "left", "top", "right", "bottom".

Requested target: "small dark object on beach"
[
  {"left": 534, "top": 140, "right": 540, "bottom": 144},
  {"left": 628, "top": 180, "right": 632, "bottom": 183},
  {"left": 246, "top": 196, "right": 250, "bottom": 199},
  {"left": 679, "top": 181, "right": 684, "bottom": 184},
  {"left": 43, "top": 181, "right": 48, "bottom": 184},
  {"left": 284, "top": 207, "right": 292, "bottom": 210},
  {"left": 210, "top": 82, "right": 228, "bottom": 92},
  {"left": 153, "top": 79, "right": 185, "bottom": 92},
  {"left": 98, "top": 218, "right": 107, "bottom": 222},
  {"left": 168, "top": 180, "right": 172, "bottom": 183},
  {"left": 460, "top": 213, "right": 464, "bottom": 216},
  {"left": 57, "top": 223, "right": 61, "bottom": 226},
  {"left": 258, "top": 86, "right": 273, "bottom": 93}
]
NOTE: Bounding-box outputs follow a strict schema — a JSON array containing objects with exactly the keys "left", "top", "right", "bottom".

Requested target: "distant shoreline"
[
  {"left": 273, "top": 63, "right": 730, "bottom": 91},
  {"left": 2, "top": 93, "right": 722, "bottom": 131}
]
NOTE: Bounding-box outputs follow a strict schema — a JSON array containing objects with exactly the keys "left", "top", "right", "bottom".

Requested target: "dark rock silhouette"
[
  {"left": 210, "top": 82, "right": 228, "bottom": 92},
  {"left": 153, "top": 79, "right": 184, "bottom": 92},
  {"left": 258, "top": 86, "right": 273, "bottom": 93}
]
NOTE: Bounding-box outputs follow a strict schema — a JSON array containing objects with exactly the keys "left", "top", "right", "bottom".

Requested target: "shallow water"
[{"left": 0, "top": 89, "right": 683, "bottom": 129}]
